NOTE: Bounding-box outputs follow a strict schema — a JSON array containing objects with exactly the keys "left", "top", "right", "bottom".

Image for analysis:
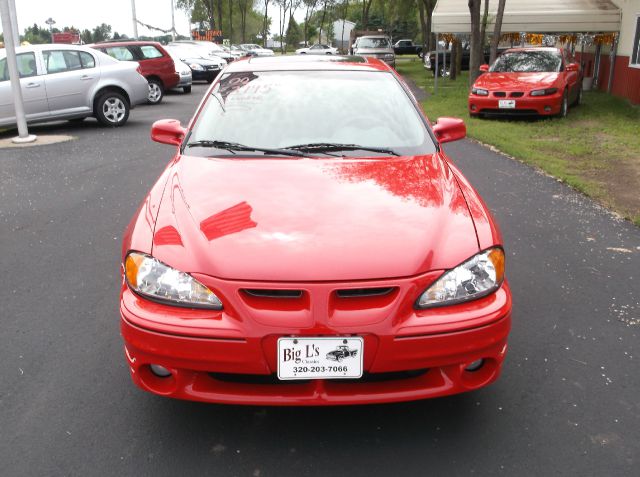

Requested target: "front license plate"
[
  {"left": 499, "top": 99, "right": 516, "bottom": 109},
  {"left": 277, "top": 337, "right": 364, "bottom": 380}
]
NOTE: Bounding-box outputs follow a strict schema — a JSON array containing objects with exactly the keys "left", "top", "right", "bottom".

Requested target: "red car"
[
  {"left": 120, "top": 55, "right": 512, "bottom": 405},
  {"left": 93, "top": 41, "right": 179, "bottom": 104},
  {"left": 469, "top": 47, "right": 582, "bottom": 118}
]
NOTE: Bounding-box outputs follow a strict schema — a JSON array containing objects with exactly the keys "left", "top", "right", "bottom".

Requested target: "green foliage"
[
  {"left": 286, "top": 17, "right": 302, "bottom": 47},
  {"left": 176, "top": 0, "right": 264, "bottom": 43},
  {"left": 92, "top": 23, "right": 112, "bottom": 43},
  {"left": 23, "top": 23, "right": 51, "bottom": 44}
]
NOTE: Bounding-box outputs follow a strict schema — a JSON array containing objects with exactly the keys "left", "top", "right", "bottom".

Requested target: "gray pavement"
[{"left": 1, "top": 83, "right": 639, "bottom": 476}]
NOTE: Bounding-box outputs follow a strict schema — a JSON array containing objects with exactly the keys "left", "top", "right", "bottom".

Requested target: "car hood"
[
  {"left": 474, "top": 72, "right": 560, "bottom": 90},
  {"left": 354, "top": 48, "right": 393, "bottom": 55},
  {"left": 181, "top": 56, "right": 220, "bottom": 66},
  {"left": 151, "top": 154, "right": 479, "bottom": 281}
]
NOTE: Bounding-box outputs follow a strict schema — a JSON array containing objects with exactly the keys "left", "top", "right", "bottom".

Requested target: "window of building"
[{"left": 631, "top": 15, "right": 640, "bottom": 67}]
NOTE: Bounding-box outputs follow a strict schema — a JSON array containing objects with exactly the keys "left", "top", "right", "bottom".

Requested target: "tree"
[
  {"left": 91, "top": 23, "right": 113, "bottom": 42},
  {"left": 238, "top": 0, "right": 250, "bottom": 42},
  {"left": 468, "top": 0, "right": 482, "bottom": 86},
  {"left": 480, "top": 0, "right": 489, "bottom": 58},
  {"left": 228, "top": 0, "right": 234, "bottom": 42},
  {"left": 416, "top": 0, "right": 436, "bottom": 54},
  {"left": 286, "top": 17, "right": 301, "bottom": 48},
  {"left": 302, "top": 0, "right": 319, "bottom": 46},
  {"left": 361, "top": 0, "right": 374, "bottom": 30},
  {"left": 489, "top": 0, "right": 506, "bottom": 64},
  {"left": 80, "top": 29, "right": 92, "bottom": 44},
  {"left": 261, "top": 0, "right": 271, "bottom": 46}
]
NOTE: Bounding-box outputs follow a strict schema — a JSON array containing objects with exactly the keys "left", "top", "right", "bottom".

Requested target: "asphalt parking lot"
[{"left": 2, "top": 82, "right": 640, "bottom": 476}]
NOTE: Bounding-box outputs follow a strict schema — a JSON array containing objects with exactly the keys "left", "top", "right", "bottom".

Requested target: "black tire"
[
  {"left": 417, "top": 51, "right": 424, "bottom": 59},
  {"left": 147, "top": 78, "right": 164, "bottom": 104},
  {"left": 95, "top": 91, "right": 130, "bottom": 127},
  {"left": 572, "top": 85, "right": 582, "bottom": 107},
  {"left": 206, "top": 78, "right": 214, "bottom": 84},
  {"left": 183, "top": 85, "right": 192, "bottom": 94},
  {"left": 557, "top": 89, "right": 569, "bottom": 118}
]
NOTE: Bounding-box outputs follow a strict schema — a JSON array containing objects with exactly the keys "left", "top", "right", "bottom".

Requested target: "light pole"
[
  {"left": 170, "top": 0, "right": 176, "bottom": 41},
  {"left": 130, "top": 0, "right": 138, "bottom": 39},
  {"left": 45, "top": 16, "right": 55, "bottom": 42},
  {"left": 0, "top": 0, "right": 36, "bottom": 143}
]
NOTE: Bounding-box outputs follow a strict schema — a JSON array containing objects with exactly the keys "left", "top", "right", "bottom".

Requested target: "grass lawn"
[{"left": 396, "top": 58, "right": 640, "bottom": 225}]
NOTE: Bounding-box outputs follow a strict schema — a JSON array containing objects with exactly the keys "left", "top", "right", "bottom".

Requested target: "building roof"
[{"left": 432, "top": 0, "right": 621, "bottom": 33}]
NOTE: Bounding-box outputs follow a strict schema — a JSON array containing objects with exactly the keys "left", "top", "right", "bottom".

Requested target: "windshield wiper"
[
  {"left": 186, "top": 140, "right": 302, "bottom": 157},
  {"left": 285, "top": 142, "right": 400, "bottom": 156}
]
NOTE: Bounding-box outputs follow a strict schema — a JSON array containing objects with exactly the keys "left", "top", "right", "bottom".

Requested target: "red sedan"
[
  {"left": 469, "top": 47, "right": 582, "bottom": 118},
  {"left": 120, "top": 55, "right": 512, "bottom": 405}
]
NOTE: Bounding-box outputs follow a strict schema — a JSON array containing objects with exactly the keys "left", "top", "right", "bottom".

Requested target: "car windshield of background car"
[
  {"left": 358, "top": 38, "right": 391, "bottom": 49},
  {"left": 491, "top": 51, "right": 562, "bottom": 73},
  {"left": 189, "top": 70, "right": 436, "bottom": 156}
]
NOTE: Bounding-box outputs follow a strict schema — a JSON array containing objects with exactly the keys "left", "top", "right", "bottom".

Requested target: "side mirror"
[
  {"left": 566, "top": 62, "right": 579, "bottom": 72},
  {"left": 479, "top": 64, "right": 489, "bottom": 72},
  {"left": 151, "top": 119, "right": 186, "bottom": 146},
  {"left": 432, "top": 117, "right": 466, "bottom": 144}
]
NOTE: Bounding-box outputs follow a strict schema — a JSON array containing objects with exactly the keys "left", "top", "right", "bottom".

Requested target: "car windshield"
[
  {"left": 491, "top": 51, "right": 562, "bottom": 73},
  {"left": 357, "top": 38, "right": 391, "bottom": 49},
  {"left": 188, "top": 70, "right": 435, "bottom": 156}
]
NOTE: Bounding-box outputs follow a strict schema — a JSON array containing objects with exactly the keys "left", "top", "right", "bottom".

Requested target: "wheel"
[
  {"left": 147, "top": 79, "right": 164, "bottom": 104},
  {"left": 95, "top": 91, "right": 129, "bottom": 127},
  {"left": 183, "top": 85, "right": 192, "bottom": 94},
  {"left": 418, "top": 51, "right": 424, "bottom": 59},
  {"left": 301, "top": 52, "right": 306, "bottom": 55},
  {"left": 557, "top": 89, "right": 569, "bottom": 118},
  {"left": 206, "top": 78, "right": 214, "bottom": 84},
  {"left": 325, "top": 52, "right": 332, "bottom": 55}
]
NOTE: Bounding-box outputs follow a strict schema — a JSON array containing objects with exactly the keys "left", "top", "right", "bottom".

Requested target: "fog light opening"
[
  {"left": 150, "top": 364, "right": 172, "bottom": 378},
  {"left": 471, "top": 104, "right": 477, "bottom": 111},
  {"left": 544, "top": 106, "right": 552, "bottom": 112},
  {"left": 464, "top": 359, "right": 484, "bottom": 372}
]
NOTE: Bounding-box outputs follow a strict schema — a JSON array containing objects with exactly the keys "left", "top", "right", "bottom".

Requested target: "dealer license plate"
[
  {"left": 277, "top": 337, "right": 364, "bottom": 380},
  {"left": 499, "top": 99, "right": 516, "bottom": 109}
]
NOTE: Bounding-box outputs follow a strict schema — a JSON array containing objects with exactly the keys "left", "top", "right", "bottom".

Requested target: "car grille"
[
  {"left": 336, "top": 287, "right": 396, "bottom": 298},
  {"left": 206, "top": 65, "right": 220, "bottom": 70},
  {"left": 493, "top": 91, "right": 506, "bottom": 97},
  {"left": 510, "top": 92, "right": 524, "bottom": 97},
  {"left": 493, "top": 91, "right": 524, "bottom": 98},
  {"left": 209, "top": 369, "right": 429, "bottom": 385}
]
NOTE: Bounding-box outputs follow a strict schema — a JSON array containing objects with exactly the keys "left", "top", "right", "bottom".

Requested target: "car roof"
[
  {"left": 94, "top": 40, "right": 164, "bottom": 48},
  {"left": 1, "top": 43, "right": 100, "bottom": 56},
  {"left": 225, "top": 55, "right": 391, "bottom": 73}
]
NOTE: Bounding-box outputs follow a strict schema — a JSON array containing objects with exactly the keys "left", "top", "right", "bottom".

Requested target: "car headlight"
[
  {"left": 530, "top": 88, "right": 558, "bottom": 96},
  {"left": 189, "top": 63, "right": 205, "bottom": 71},
  {"left": 472, "top": 87, "right": 489, "bottom": 96},
  {"left": 415, "top": 248, "right": 505, "bottom": 308},
  {"left": 385, "top": 53, "right": 395, "bottom": 58},
  {"left": 124, "top": 252, "right": 223, "bottom": 309}
]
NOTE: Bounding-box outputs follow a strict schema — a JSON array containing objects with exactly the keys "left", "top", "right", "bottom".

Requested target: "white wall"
[{"left": 613, "top": 0, "right": 640, "bottom": 57}]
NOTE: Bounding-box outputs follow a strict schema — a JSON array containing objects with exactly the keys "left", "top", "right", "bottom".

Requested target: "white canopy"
[{"left": 432, "top": 0, "right": 621, "bottom": 33}]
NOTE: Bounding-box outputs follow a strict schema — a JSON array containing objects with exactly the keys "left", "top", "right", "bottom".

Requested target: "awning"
[{"left": 432, "top": 0, "right": 621, "bottom": 34}]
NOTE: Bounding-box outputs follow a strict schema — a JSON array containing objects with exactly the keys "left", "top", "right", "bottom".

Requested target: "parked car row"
[
  {"left": 0, "top": 43, "right": 149, "bottom": 128},
  {"left": 0, "top": 39, "right": 236, "bottom": 129}
]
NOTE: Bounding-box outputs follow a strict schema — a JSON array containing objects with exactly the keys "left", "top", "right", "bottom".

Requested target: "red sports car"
[
  {"left": 468, "top": 47, "right": 582, "bottom": 118},
  {"left": 120, "top": 55, "right": 512, "bottom": 405}
]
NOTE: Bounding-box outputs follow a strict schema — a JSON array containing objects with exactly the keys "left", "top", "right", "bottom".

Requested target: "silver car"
[
  {"left": 352, "top": 35, "right": 396, "bottom": 68},
  {"left": 0, "top": 44, "right": 149, "bottom": 128}
]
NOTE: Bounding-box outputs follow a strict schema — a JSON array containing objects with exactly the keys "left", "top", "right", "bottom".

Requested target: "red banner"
[{"left": 52, "top": 32, "right": 80, "bottom": 44}]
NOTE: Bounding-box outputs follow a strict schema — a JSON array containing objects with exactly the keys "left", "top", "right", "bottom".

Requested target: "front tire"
[
  {"left": 147, "top": 79, "right": 164, "bottom": 104},
  {"left": 95, "top": 92, "right": 129, "bottom": 127},
  {"left": 183, "top": 85, "right": 192, "bottom": 94},
  {"left": 557, "top": 90, "right": 569, "bottom": 118}
]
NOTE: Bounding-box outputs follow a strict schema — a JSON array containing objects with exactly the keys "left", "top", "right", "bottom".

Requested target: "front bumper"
[
  {"left": 468, "top": 92, "right": 562, "bottom": 116},
  {"left": 120, "top": 273, "right": 512, "bottom": 406},
  {"left": 192, "top": 68, "right": 219, "bottom": 82},
  {"left": 176, "top": 74, "right": 192, "bottom": 88}
]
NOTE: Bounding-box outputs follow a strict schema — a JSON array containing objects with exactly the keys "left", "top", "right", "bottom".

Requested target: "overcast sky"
[{"left": 1, "top": 0, "right": 298, "bottom": 39}]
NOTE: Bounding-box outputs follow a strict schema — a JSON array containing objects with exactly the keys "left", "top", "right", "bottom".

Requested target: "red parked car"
[
  {"left": 469, "top": 47, "right": 582, "bottom": 118},
  {"left": 93, "top": 41, "right": 179, "bottom": 104},
  {"left": 120, "top": 56, "right": 512, "bottom": 405}
]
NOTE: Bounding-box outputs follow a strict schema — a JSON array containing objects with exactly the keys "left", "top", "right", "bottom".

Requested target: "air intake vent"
[
  {"left": 510, "top": 92, "right": 524, "bottom": 98},
  {"left": 493, "top": 91, "right": 506, "bottom": 97},
  {"left": 336, "top": 287, "right": 395, "bottom": 298},
  {"left": 243, "top": 289, "right": 303, "bottom": 298}
]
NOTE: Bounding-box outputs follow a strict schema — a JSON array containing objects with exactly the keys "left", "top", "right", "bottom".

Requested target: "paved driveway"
[{"left": 1, "top": 84, "right": 639, "bottom": 476}]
